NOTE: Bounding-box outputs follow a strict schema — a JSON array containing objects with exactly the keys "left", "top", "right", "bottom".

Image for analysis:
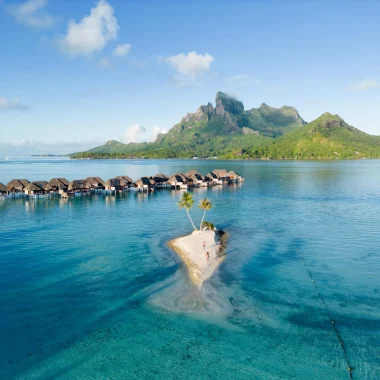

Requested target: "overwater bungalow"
[
  {"left": 186, "top": 170, "right": 204, "bottom": 179},
  {"left": 205, "top": 172, "right": 223, "bottom": 185},
  {"left": 227, "top": 170, "right": 243, "bottom": 182},
  {"left": 187, "top": 173, "right": 207, "bottom": 187},
  {"left": 212, "top": 169, "right": 229, "bottom": 181},
  {"left": 24, "top": 182, "right": 52, "bottom": 196},
  {"left": 134, "top": 177, "right": 153, "bottom": 191},
  {"left": 104, "top": 178, "right": 120, "bottom": 191},
  {"left": 0, "top": 182, "right": 9, "bottom": 196},
  {"left": 173, "top": 172, "right": 189, "bottom": 184},
  {"left": 49, "top": 178, "right": 69, "bottom": 193},
  {"left": 151, "top": 174, "right": 170, "bottom": 188},
  {"left": 6, "top": 179, "right": 30, "bottom": 193},
  {"left": 86, "top": 177, "right": 105, "bottom": 190},
  {"left": 167, "top": 174, "right": 188, "bottom": 189},
  {"left": 116, "top": 176, "right": 133, "bottom": 189},
  {"left": 34, "top": 181, "right": 55, "bottom": 193},
  {"left": 68, "top": 180, "right": 91, "bottom": 193}
]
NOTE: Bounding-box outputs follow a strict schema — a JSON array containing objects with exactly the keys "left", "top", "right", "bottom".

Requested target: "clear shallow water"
[{"left": 0, "top": 158, "right": 379, "bottom": 379}]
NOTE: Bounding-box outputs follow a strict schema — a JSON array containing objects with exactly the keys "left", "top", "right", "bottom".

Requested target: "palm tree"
[
  {"left": 199, "top": 198, "right": 213, "bottom": 230},
  {"left": 178, "top": 192, "right": 198, "bottom": 231}
]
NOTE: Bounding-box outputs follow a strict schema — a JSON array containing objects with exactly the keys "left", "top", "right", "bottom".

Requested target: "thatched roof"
[
  {"left": 188, "top": 173, "right": 204, "bottom": 183},
  {"left": 19, "top": 179, "right": 30, "bottom": 187},
  {"left": 173, "top": 172, "right": 188, "bottom": 182},
  {"left": 212, "top": 169, "right": 228, "bottom": 178},
  {"left": 153, "top": 173, "right": 169, "bottom": 182},
  {"left": 186, "top": 170, "right": 203, "bottom": 178},
  {"left": 0, "top": 182, "right": 7, "bottom": 192},
  {"left": 24, "top": 183, "right": 44, "bottom": 192},
  {"left": 58, "top": 178, "right": 69, "bottom": 186},
  {"left": 116, "top": 175, "right": 133, "bottom": 183},
  {"left": 105, "top": 178, "right": 120, "bottom": 188},
  {"left": 135, "top": 177, "right": 151, "bottom": 187},
  {"left": 49, "top": 178, "right": 68, "bottom": 189},
  {"left": 93, "top": 176, "right": 105, "bottom": 185},
  {"left": 167, "top": 174, "right": 186, "bottom": 184},
  {"left": 227, "top": 170, "right": 240, "bottom": 178},
  {"left": 205, "top": 172, "right": 217, "bottom": 181},
  {"left": 68, "top": 180, "right": 90, "bottom": 191},
  {"left": 86, "top": 177, "right": 105, "bottom": 187},
  {"left": 6, "top": 179, "right": 30, "bottom": 191},
  {"left": 33, "top": 181, "right": 53, "bottom": 191},
  {"left": 116, "top": 176, "right": 133, "bottom": 186}
]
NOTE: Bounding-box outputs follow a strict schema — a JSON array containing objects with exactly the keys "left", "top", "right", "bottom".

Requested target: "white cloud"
[
  {"left": 7, "top": 0, "right": 55, "bottom": 29},
  {"left": 349, "top": 79, "right": 380, "bottom": 91},
  {"left": 123, "top": 125, "right": 167, "bottom": 143},
  {"left": 151, "top": 126, "right": 167, "bottom": 141},
  {"left": 97, "top": 57, "right": 111, "bottom": 69},
  {"left": 164, "top": 51, "right": 214, "bottom": 78},
  {"left": 0, "top": 97, "right": 29, "bottom": 111},
  {"left": 113, "top": 43, "right": 131, "bottom": 57},
  {"left": 124, "top": 124, "right": 146, "bottom": 143},
  {"left": 58, "top": 0, "right": 119, "bottom": 56}
]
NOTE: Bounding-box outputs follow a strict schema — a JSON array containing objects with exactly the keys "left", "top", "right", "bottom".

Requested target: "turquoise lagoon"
[{"left": 0, "top": 158, "right": 379, "bottom": 379}]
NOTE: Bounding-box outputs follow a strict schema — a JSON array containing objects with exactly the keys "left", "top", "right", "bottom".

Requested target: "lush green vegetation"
[{"left": 71, "top": 93, "right": 380, "bottom": 160}]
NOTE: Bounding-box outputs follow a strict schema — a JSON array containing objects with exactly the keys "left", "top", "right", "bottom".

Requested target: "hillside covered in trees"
[{"left": 71, "top": 92, "right": 380, "bottom": 160}]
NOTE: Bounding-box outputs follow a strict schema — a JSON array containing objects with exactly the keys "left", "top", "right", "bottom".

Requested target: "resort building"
[
  {"left": 0, "top": 182, "right": 9, "bottom": 196},
  {"left": 205, "top": 172, "right": 223, "bottom": 185},
  {"left": 104, "top": 179, "right": 120, "bottom": 191},
  {"left": 173, "top": 172, "right": 189, "bottom": 183},
  {"left": 116, "top": 176, "right": 134, "bottom": 189},
  {"left": 151, "top": 174, "right": 169, "bottom": 188},
  {"left": 0, "top": 168, "right": 242, "bottom": 198},
  {"left": 49, "top": 178, "right": 69, "bottom": 193},
  {"left": 186, "top": 170, "right": 204, "bottom": 180},
  {"left": 153, "top": 173, "right": 169, "bottom": 183},
  {"left": 134, "top": 177, "right": 153, "bottom": 190},
  {"left": 68, "top": 180, "right": 91, "bottom": 193},
  {"left": 34, "top": 181, "right": 54, "bottom": 193},
  {"left": 6, "top": 179, "right": 30, "bottom": 193},
  {"left": 187, "top": 173, "right": 207, "bottom": 187},
  {"left": 24, "top": 181, "right": 53, "bottom": 196},
  {"left": 85, "top": 177, "right": 105, "bottom": 190},
  {"left": 212, "top": 169, "right": 229, "bottom": 181},
  {"left": 167, "top": 174, "right": 188, "bottom": 189},
  {"left": 226, "top": 170, "right": 243, "bottom": 182}
]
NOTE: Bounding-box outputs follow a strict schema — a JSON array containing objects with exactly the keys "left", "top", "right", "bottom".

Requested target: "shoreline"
[{"left": 168, "top": 230, "right": 226, "bottom": 286}]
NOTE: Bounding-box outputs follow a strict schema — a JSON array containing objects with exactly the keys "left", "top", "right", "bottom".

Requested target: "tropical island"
[
  {"left": 70, "top": 91, "right": 380, "bottom": 160},
  {"left": 169, "top": 193, "right": 228, "bottom": 286}
]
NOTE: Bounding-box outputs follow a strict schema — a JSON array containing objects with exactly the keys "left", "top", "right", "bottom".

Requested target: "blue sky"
[{"left": 1, "top": 0, "right": 380, "bottom": 148}]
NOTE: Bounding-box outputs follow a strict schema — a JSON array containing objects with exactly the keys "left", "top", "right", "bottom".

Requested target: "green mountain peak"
[{"left": 71, "top": 93, "right": 380, "bottom": 160}]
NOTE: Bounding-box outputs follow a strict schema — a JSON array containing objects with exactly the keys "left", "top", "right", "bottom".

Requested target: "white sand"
[{"left": 169, "top": 230, "right": 225, "bottom": 286}]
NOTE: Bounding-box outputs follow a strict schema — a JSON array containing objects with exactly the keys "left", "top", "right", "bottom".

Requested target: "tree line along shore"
[{"left": 0, "top": 169, "right": 244, "bottom": 198}]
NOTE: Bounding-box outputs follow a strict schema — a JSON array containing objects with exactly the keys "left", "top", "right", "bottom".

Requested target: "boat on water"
[{"left": 5, "top": 156, "right": 9, "bottom": 160}]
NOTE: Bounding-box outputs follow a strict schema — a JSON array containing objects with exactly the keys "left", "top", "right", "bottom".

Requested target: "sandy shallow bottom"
[{"left": 169, "top": 230, "right": 225, "bottom": 286}]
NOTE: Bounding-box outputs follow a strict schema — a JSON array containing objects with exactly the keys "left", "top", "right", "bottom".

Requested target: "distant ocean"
[{"left": 1, "top": 158, "right": 379, "bottom": 379}]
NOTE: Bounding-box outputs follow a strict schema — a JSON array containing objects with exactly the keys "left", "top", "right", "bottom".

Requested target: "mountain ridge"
[{"left": 71, "top": 92, "right": 380, "bottom": 160}]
